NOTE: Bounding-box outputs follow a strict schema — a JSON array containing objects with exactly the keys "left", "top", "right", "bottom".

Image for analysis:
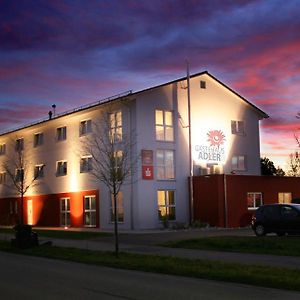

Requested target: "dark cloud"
[{"left": 1, "top": 0, "right": 300, "bottom": 166}]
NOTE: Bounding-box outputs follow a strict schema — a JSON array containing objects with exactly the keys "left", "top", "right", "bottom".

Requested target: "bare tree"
[
  {"left": 287, "top": 151, "right": 300, "bottom": 177},
  {"left": 2, "top": 138, "right": 43, "bottom": 225},
  {"left": 82, "top": 104, "right": 138, "bottom": 257}
]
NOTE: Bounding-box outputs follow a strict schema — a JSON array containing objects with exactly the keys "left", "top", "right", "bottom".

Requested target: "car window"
[
  {"left": 281, "top": 206, "right": 299, "bottom": 218},
  {"left": 263, "top": 206, "right": 280, "bottom": 218}
]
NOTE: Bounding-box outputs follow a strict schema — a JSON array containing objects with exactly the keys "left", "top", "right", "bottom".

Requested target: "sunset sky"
[{"left": 0, "top": 0, "right": 299, "bottom": 170}]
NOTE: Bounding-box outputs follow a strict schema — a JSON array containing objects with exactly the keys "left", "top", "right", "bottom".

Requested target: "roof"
[
  {"left": 131, "top": 70, "right": 269, "bottom": 119},
  {"left": 0, "top": 70, "right": 268, "bottom": 136}
]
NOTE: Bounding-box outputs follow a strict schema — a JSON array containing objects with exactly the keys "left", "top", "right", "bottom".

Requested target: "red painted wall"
[
  {"left": 0, "top": 189, "right": 99, "bottom": 228},
  {"left": 193, "top": 176, "right": 225, "bottom": 227},
  {"left": 193, "top": 175, "right": 300, "bottom": 228},
  {"left": 0, "top": 197, "right": 18, "bottom": 225}
]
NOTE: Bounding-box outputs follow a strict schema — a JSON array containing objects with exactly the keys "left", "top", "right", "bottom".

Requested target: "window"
[
  {"left": 15, "top": 138, "right": 24, "bottom": 151},
  {"left": 278, "top": 193, "right": 292, "bottom": 204},
  {"left": 34, "top": 133, "right": 43, "bottom": 147},
  {"left": 156, "top": 150, "right": 174, "bottom": 180},
  {"left": 109, "top": 111, "right": 122, "bottom": 142},
  {"left": 34, "top": 164, "right": 44, "bottom": 179},
  {"left": 231, "top": 120, "right": 244, "bottom": 135},
  {"left": 56, "top": 126, "right": 67, "bottom": 141},
  {"left": 0, "top": 143, "right": 6, "bottom": 155},
  {"left": 56, "top": 161, "right": 67, "bottom": 176},
  {"left": 80, "top": 156, "right": 93, "bottom": 173},
  {"left": 9, "top": 200, "right": 18, "bottom": 215},
  {"left": 232, "top": 155, "right": 246, "bottom": 171},
  {"left": 60, "top": 198, "right": 70, "bottom": 227},
  {"left": 84, "top": 195, "right": 96, "bottom": 227},
  {"left": 247, "top": 192, "right": 263, "bottom": 210},
  {"left": 110, "top": 192, "right": 124, "bottom": 222},
  {"left": 281, "top": 206, "right": 298, "bottom": 218},
  {"left": 155, "top": 110, "right": 174, "bottom": 141},
  {"left": 157, "top": 190, "right": 176, "bottom": 221},
  {"left": 15, "top": 168, "right": 24, "bottom": 182},
  {"left": 113, "top": 150, "right": 123, "bottom": 181},
  {"left": 200, "top": 80, "right": 206, "bottom": 89},
  {"left": 80, "top": 120, "right": 92, "bottom": 136},
  {"left": 0, "top": 172, "right": 6, "bottom": 184}
]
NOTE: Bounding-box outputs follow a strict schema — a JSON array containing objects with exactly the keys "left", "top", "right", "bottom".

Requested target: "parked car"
[{"left": 251, "top": 203, "right": 300, "bottom": 236}]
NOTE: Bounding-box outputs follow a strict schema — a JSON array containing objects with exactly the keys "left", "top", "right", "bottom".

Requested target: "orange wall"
[{"left": 0, "top": 189, "right": 99, "bottom": 228}]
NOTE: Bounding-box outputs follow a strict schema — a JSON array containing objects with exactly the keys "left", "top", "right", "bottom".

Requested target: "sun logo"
[{"left": 207, "top": 130, "right": 226, "bottom": 147}]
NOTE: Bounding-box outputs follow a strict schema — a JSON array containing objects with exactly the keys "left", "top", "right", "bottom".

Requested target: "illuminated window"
[
  {"left": 80, "top": 120, "right": 92, "bottom": 136},
  {"left": 80, "top": 156, "right": 93, "bottom": 173},
  {"left": 34, "top": 164, "right": 44, "bottom": 179},
  {"left": 231, "top": 120, "right": 244, "bottom": 135},
  {"left": 232, "top": 155, "right": 246, "bottom": 171},
  {"left": 60, "top": 198, "right": 70, "bottom": 227},
  {"left": 56, "top": 161, "right": 67, "bottom": 176},
  {"left": 84, "top": 195, "right": 96, "bottom": 227},
  {"left": 0, "top": 172, "right": 6, "bottom": 184},
  {"left": 109, "top": 111, "right": 122, "bottom": 142},
  {"left": 15, "top": 168, "right": 24, "bottom": 182},
  {"left": 247, "top": 192, "right": 263, "bottom": 210},
  {"left": 15, "top": 138, "right": 24, "bottom": 152},
  {"left": 278, "top": 193, "right": 292, "bottom": 204},
  {"left": 110, "top": 192, "right": 124, "bottom": 223},
  {"left": 34, "top": 133, "right": 43, "bottom": 147},
  {"left": 157, "top": 190, "right": 176, "bottom": 221},
  {"left": 156, "top": 150, "right": 175, "bottom": 180},
  {"left": 56, "top": 126, "right": 67, "bottom": 141},
  {"left": 0, "top": 143, "right": 6, "bottom": 155},
  {"left": 155, "top": 110, "right": 174, "bottom": 141}
]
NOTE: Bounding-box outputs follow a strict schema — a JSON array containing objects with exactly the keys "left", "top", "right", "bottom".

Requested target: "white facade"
[{"left": 0, "top": 71, "right": 267, "bottom": 230}]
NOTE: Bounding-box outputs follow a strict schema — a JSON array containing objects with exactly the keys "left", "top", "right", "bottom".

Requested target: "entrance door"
[{"left": 27, "top": 200, "right": 33, "bottom": 225}]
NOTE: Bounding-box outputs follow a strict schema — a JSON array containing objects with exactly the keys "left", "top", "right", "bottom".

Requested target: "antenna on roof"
[{"left": 52, "top": 104, "right": 56, "bottom": 116}]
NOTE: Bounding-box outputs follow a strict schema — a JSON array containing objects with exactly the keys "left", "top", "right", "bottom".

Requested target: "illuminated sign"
[{"left": 195, "top": 130, "right": 226, "bottom": 163}]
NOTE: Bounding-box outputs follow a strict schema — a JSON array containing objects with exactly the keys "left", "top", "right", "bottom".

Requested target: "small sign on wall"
[
  {"left": 142, "top": 166, "right": 154, "bottom": 180},
  {"left": 141, "top": 150, "right": 153, "bottom": 165},
  {"left": 141, "top": 150, "right": 153, "bottom": 180}
]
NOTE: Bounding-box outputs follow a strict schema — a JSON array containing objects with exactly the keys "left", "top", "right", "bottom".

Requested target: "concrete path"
[{"left": 1, "top": 227, "right": 300, "bottom": 270}]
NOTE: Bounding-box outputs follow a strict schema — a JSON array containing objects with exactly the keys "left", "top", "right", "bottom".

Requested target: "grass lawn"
[
  {"left": 0, "top": 240, "right": 300, "bottom": 292},
  {"left": 0, "top": 227, "right": 111, "bottom": 240},
  {"left": 162, "top": 236, "right": 300, "bottom": 256}
]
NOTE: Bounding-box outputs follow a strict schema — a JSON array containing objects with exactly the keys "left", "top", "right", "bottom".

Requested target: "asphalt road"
[{"left": 1, "top": 252, "right": 300, "bottom": 300}]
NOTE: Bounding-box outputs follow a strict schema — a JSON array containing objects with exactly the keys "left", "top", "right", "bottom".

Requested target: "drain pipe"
[{"left": 223, "top": 174, "right": 228, "bottom": 228}]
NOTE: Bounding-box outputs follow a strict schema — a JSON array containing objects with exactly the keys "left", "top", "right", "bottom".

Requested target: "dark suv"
[{"left": 251, "top": 204, "right": 300, "bottom": 236}]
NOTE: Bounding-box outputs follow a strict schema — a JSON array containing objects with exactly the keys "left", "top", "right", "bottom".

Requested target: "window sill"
[
  {"left": 156, "top": 140, "right": 175, "bottom": 143},
  {"left": 156, "top": 179, "right": 176, "bottom": 181}
]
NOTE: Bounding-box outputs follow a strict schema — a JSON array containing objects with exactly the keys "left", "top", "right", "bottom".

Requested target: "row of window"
[
  {"left": 247, "top": 192, "right": 292, "bottom": 210},
  {"left": 0, "top": 151, "right": 247, "bottom": 185},
  {"left": 0, "top": 109, "right": 245, "bottom": 159},
  {"left": 0, "top": 113, "right": 122, "bottom": 155},
  {"left": 61, "top": 191, "right": 174, "bottom": 226}
]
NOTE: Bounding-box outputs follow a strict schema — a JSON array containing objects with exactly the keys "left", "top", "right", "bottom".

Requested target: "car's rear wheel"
[{"left": 254, "top": 224, "right": 266, "bottom": 236}]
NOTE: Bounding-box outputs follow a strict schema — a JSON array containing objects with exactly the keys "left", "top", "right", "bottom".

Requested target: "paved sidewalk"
[{"left": 1, "top": 228, "right": 300, "bottom": 270}]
